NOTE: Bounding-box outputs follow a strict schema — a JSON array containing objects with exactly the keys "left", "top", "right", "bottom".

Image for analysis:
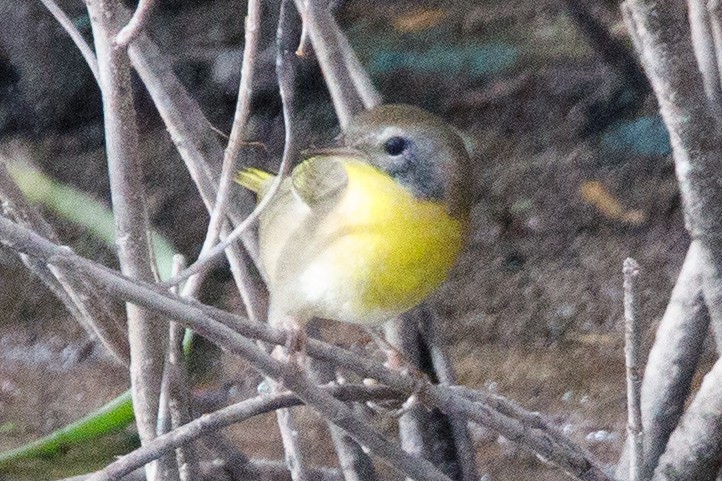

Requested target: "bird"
[{"left": 235, "top": 104, "right": 472, "bottom": 351}]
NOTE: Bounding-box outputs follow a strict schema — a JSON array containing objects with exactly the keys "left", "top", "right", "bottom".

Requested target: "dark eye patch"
[{"left": 384, "top": 136, "right": 407, "bottom": 156}]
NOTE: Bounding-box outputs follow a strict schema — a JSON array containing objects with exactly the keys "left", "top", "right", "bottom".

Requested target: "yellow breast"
[{"left": 314, "top": 160, "right": 467, "bottom": 322}]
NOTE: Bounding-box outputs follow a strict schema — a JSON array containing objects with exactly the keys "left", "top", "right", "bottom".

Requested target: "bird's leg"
[
  {"left": 283, "top": 316, "right": 308, "bottom": 367},
  {"left": 364, "top": 326, "right": 426, "bottom": 379},
  {"left": 360, "top": 324, "right": 432, "bottom": 418}
]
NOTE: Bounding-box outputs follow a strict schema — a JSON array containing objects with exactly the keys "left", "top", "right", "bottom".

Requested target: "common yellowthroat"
[{"left": 236, "top": 104, "right": 472, "bottom": 334}]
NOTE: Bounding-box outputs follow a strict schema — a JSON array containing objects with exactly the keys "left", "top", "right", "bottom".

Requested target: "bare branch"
[
  {"left": 114, "top": 0, "right": 158, "bottom": 48},
  {"left": 0, "top": 162, "right": 129, "bottom": 364},
  {"left": 267, "top": 2, "right": 308, "bottom": 479},
  {"left": 86, "top": 2, "right": 166, "bottom": 475},
  {"left": 622, "top": 0, "right": 722, "bottom": 478},
  {"left": 327, "top": 16, "right": 383, "bottom": 109},
  {"left": 623, "top": 258, "right": 643, "bottom": 481},
  {"left": 689, "top": 0, "right": 722, "bottom": 121},
  {"left": 191, "top": 0, "right": 261, "bottom": 291},
  {"left": 0, "top": 217, "right": 610, "bottom": 481},
  {"left": 38, "top": 0, "right": 100, "bottom": 83},
  {"left": 616, "top": 242, "right": 708, "bottom": 480},
  {"left": 83, "top": 384, "right": 399, "bottom": 481},
  {"left": 419, "top": 309, "right": 479, "bottom": 481},
  {"left": 292, "top": 0, "right": 365, "bottom": 129}
]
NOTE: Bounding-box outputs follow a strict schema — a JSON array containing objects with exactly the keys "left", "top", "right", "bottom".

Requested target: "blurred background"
[{"left": 0, "top": 0, "right": 701, "bottom": 479}]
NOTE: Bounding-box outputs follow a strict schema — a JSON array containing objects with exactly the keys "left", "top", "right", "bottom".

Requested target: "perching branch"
[{"left": 0, "top": 215, "right": 612, "bottom": 481}]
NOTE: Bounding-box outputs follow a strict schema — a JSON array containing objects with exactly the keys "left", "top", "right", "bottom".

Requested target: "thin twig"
[
  {"left": 0, "top": 217, "right": 611, "bottom": 481},
  {"left": 157, "top": 255, "right": 196, "bottom": 481},
  {"left": 124, "top": 10, "right": 262, "bottom": 269},
  {"left": 268, "top": 2, "right": 309, "bottom": 479},
  {"left": 191, "top": 0, "right": 261, "bottom": 291},
  {"left": 38, "top": 0, "right": 100, "bottom": 83},
  {"left": 86, "top": 3, "right": 166, "bottom": 478},
  {"left": 292, "top": 0, "right": 365, "bottom": 129},
  {"left": 0, "top": 162, "right": 129, "bottom": 364},
  {"left": 162, "top": 0, "right": 297, "bottom": 289},
  {"left": 616, "top": 242, "right": 709, "bottom": 480},
  {"left": 623, "top": 258, "right": 643, "bottom": 481},
  {"left": 80, "top": 384, "right": 394, "bottom": 481},
  {"left": 328, "top": 16, "right": 383, "bottom": 109},
  {"left": 309, "top": 326, "right": 378, "bottom": 481},
  {"left": 114, "top": 0, "right": 158, "bottom": 48}
]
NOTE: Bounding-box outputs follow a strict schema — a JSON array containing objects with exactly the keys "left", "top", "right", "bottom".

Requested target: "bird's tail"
[{"left": 234, "top": 168, "right": 274, "bottom": 194}]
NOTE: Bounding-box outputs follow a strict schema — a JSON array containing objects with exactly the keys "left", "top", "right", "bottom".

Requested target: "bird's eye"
[{"left": 384, "top": 136, "right": 407, "bottom": 156}]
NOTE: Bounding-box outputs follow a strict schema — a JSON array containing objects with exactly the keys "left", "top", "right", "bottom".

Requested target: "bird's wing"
[{"left": 291, "top": 155, "right": 349, "bottom": 207}]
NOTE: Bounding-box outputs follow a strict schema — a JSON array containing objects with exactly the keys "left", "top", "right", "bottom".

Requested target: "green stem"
[{"left": 0, "top": 392, "right": 134, "bottom": 467}]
